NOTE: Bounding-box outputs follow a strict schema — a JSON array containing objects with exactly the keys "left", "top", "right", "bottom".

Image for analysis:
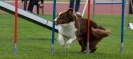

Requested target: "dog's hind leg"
[
  {"left": 57, "top": 33, "right": 65, "bottom": 47},
  {"left": 78, "top": 40, "right": 86, "bottom": 52},
  {"left": 90, "top": 46, "right": 97, "bottom": 53},
  {"left": 66, "top": 37, "right": 76, "bottom": 50}
]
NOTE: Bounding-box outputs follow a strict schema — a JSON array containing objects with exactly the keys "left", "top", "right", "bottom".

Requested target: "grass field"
[{"left": 0, "top": 13, "right": 133, "bottom": 59}]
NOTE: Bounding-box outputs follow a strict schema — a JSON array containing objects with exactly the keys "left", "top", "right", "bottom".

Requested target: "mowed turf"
[{"left": 0, "top": 13, "right": 133, "bottom": 59}]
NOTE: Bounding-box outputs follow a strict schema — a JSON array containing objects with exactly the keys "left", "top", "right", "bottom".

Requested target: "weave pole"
[
  {"left": 86, "top": 0, "right": 91, "bottom": 54},
  {"left": 14, "top": 0, "right": 18, "bottom": 55},
  {"left": 120, "top": 0, "right": 125, "bottom": 53},
  {"left": 51, "top": 0, "right": 56, "bottom": 54}
]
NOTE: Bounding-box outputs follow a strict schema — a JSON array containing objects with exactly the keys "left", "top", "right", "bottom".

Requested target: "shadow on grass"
[
  {"left": 28, "top": 38, "right": 52, "bottom": 41},
  {"left": 19, "top": 37, "right": 57, "bottom": 41}
]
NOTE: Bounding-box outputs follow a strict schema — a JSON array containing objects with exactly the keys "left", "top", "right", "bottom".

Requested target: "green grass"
[{"left": 0, "top": 13, "right": 133, "bottom": 59}]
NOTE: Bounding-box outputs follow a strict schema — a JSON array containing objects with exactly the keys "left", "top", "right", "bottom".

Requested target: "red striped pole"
[
  {"left": 86, "top": 0, "right": 91, "bottom": 54},
  {"left": 14, "top": 0, "right": 18, "bottom": 55}
]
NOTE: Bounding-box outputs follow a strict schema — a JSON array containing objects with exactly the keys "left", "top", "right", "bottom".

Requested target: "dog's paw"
[
  {"left": 60, "top": 40, "right": 64, "bottom": 46},
  {"left": 61, "top": 44, "right": 65, "bottom": 48},
  {"left": 57, "top": 39, "right": 64, "bottom": 47},
  {"left": 65, "top": 43, "right": 70, "bottom": 50}
]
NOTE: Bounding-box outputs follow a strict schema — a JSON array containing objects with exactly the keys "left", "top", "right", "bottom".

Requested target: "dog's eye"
[{"left": 59, "top": 14, "right": 63, "bottom": 17}]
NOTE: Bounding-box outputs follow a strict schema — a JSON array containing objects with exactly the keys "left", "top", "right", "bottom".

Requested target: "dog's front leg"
[
  {"left": 66, "top": 37, "right": 76, "bottom": 50},
  {"left": 57, "top": 33, "right": 64, "bottom": 47}
]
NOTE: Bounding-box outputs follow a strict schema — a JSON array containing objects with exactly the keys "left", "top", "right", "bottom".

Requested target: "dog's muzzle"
[{"left": 53, "top": 20, "right": 58, "bottom": 25}]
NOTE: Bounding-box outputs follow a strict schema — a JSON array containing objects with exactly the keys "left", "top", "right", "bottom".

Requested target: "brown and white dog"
[{"left": 54, "top": 9, "right": 111, "bottom": 53}]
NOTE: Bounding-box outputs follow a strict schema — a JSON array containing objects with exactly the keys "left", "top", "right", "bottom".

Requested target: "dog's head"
[{"left": 54, "top": 9, "right": 78, "bottom": 26}]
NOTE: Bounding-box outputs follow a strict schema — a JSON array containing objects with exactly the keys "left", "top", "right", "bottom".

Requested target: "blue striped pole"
[
  {"left": 51, "top": 0, "right": 56, "bottom": 54},
  {"left": 120, "top": 0, "right": 125, "bottom": 53}
]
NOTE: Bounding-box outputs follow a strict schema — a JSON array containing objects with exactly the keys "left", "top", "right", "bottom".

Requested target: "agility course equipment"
[
  {"left": 51, "top": 0, "right": 56, "bottom": 54},
  {"left": 81, "top": 0, "right": 88, "bottom": 17},
  {"left": 120, "top": 0, "right": 125, "bottom": 53},
  {"left": 0, "top": 1, "right": 58, "bottom": 31},
  {"left": 14, "top": 0, "right": 18, "bottom": 55},
  {"left": 86, "top": 0, "right": 91, "bottom": 54},
  {"left": 92, "top": 0, "right": 125, "bottom": 53},
  {"left": 0, "top": 1, "right": 58, "bottom": 55},
  {"left": 83, "top": 0, "right": 125, "bottom": 53}
]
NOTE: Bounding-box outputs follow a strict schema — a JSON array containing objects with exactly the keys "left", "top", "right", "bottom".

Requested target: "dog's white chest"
[{"left": 58, "top": 22, "right": 77, "bottom": 38}]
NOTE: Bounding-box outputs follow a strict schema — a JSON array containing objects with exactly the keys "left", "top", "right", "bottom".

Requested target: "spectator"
[
  {"left": 27, "top": 0, "right": 44, "bottom": 13},
  {"left": 129, "top": 0, "right": 133, "bottom": 14},
  {"left": 69, "top": 0, "right": 81, "bottom": 14}
]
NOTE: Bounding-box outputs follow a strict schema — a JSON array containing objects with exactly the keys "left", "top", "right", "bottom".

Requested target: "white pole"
[
  {"left": 92, "top": 0, "right": 96, "bottom": 20},
  {"left": 14, "top": 44, "right": 17, "bottom": 55},
  {"left": 82, "top": 0, "right": 88, "bottom": 17}
]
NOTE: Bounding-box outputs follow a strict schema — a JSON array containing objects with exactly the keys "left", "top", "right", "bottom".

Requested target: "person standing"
[
  {"left": 69, "top": 0, "right": 81, "bottom": 14},
  {"left": 27, "top": 0, "right": 44, "bottom": 13},
  {"left": 129, "top": 0, "right": 133, "bottom": 14}
]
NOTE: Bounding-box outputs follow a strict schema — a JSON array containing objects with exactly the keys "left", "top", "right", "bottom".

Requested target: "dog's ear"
[{"left": 66, "top": 8, "right": 73, "bottom": 14}]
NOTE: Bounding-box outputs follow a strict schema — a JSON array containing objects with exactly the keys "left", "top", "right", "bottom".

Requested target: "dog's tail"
[{"left": 91, "top": 27, "right": 111, "bottom": 38}]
